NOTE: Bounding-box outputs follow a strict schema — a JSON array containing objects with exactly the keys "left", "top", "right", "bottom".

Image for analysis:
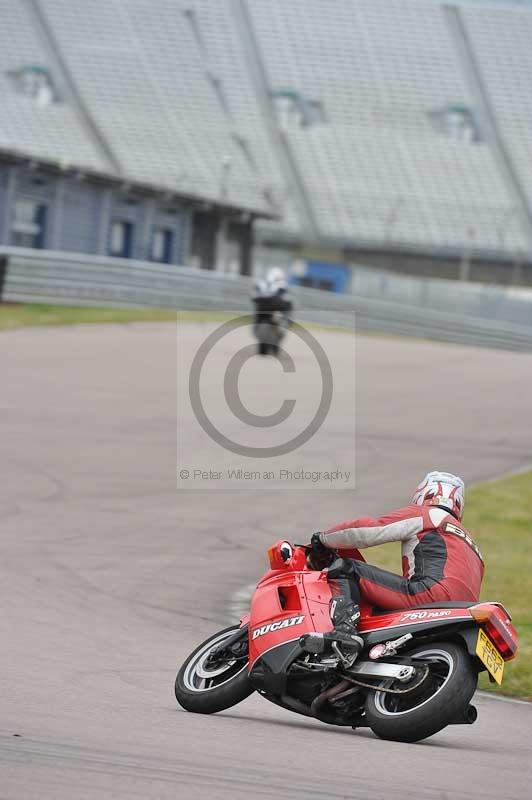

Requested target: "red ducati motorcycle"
[{"left": 175, "top": 541, "right": 518, "bottom": 742}]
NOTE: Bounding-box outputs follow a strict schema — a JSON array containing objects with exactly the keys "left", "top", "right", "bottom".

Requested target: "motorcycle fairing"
[
  {"left": 248, "top": 563, "right": 485, "bottom": 678},
  {"left": 248, "top": 570, "right": 321, "bottom": 670},
  {"left": 249, "top": 639, "right": 303, "bottom": 695}
]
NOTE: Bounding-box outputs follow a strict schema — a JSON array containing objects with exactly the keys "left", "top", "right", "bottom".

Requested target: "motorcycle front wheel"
[
  {"left": 364, "top": 641, "right": 477, "bottom": 742},
  {"left": 175, "top": 625, "right": 254, "bottom": 714}
]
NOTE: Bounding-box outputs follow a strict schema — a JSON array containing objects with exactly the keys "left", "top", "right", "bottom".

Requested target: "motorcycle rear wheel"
[
  {"left": 364, "top": 641, "right": 477, "bottom": 742},
  {"left": 175, "top": 625, "right": 254, "bottom": 714}
]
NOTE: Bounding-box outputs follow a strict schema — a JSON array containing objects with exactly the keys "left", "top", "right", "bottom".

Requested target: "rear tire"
[
  {"left": 364, "top": 641, "right": 477, "bottom": 743},
  {"left": 175, "top": 625, "right": 254, "bottom": 714}
]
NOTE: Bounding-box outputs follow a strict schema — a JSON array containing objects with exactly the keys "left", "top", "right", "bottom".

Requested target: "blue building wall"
[
  {"left": 0, "top": 162, "right": 191, "bottom": 265},
  {"left": 290, "top": 260, "right": 350, "bottom": 293},
  {"left": 61, "top": 181, "right": 102, "bottom": 254},
  {"left": 16, "top": 172, "right": 56, "bottom": 206}
]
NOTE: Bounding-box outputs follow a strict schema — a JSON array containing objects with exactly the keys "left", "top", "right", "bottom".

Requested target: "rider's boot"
[{"left": 299, "top": 594, "right": 363, "bottom": 656}]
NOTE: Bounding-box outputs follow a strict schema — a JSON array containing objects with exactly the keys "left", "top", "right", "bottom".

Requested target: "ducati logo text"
[{"left": 252, "top": 615, "right": 305, "bottom": 640}]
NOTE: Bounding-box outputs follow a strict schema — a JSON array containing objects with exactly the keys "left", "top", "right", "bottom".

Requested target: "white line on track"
[
  {"left": 476, "top": 690, "right": 531, "bottom": 706},
  {"left": 470, "top": 461, "right": 532, "bottom": 488},
  {"left": 228, "top": 583, "right": 255, "bottom": 621}
]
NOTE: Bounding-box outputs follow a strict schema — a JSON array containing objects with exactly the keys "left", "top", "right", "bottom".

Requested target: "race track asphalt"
[{"left": 1, "top": 322, "right": 531, "bottom": 800}]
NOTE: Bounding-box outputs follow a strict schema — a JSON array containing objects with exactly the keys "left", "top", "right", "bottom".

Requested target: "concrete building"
[{"left": 0, "top": 151, "right": 257, "bottom": 273}]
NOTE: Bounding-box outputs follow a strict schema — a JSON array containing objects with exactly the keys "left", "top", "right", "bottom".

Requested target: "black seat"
[{"left": 370, "top": 601, "right": 477, "bottom": 616}]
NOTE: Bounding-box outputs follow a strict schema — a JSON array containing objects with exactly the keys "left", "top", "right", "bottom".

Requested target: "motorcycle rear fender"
[
  {"left": 361, "top": 617, "right": 480, "bottom": 650},
  {"left": 455, "top": 625, "right": 481, "bottom": 658}
]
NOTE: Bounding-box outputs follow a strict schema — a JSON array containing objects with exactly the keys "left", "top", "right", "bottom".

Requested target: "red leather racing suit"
[{"left": 322, "top": 503, "right": 484, "bottom": 609}]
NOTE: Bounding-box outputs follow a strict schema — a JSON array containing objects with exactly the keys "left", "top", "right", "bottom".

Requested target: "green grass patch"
[
  {"left": 0, "top": 304, "right": 241, "bottom": 331},
  {"left": 464, "top": 472, "right": 531, "bottom": 699},
  {"left": 368, "top": 471, "right": 532, "bottom": 700},
  {"left": 0, "top": 303, "right": 177, "bottom": 330},
  {"left": 0, "top": 303, "right": 406, "bottom": 342}
]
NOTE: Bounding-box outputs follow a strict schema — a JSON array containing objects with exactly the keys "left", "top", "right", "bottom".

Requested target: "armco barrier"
[
  {"left": 349, "top": 264, "right": 532, "bottom": 329},
  {"left": 2, "top": 247, "right": 532, "bottom": 352}
]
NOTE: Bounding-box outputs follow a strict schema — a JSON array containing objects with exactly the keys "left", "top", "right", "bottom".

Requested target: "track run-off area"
[{"left": 1, "top": 321, "right": 531, "bottom": 800}]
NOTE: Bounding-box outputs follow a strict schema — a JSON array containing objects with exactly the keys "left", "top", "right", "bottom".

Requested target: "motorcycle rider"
[
  {"left": 252, "top": 267, "right": 293, "bottom": 354},
  {"left": 300, "top": 471, "right": 484, "bottom": 656}
]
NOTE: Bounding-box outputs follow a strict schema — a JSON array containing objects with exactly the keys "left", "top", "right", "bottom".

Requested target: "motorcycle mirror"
[{"left": 280, "top": 543, "right": 293, "bottom": 562}]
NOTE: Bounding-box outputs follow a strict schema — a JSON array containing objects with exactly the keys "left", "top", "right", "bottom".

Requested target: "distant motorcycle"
[
  {"left": 252, "top": 270, "right": 293, "bottom": 356},
  {"left": 175, "top": 540, "right": 518, "bottom": 742},
  {"left": 254, "top": 310, "right": 290, "bottom": 356}
]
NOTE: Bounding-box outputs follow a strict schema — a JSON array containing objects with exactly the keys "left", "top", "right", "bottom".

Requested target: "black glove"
[
  {"left": 311, "top": 532, "right": 328, "bottom": 554},
  {"left": 307, "top": 532, "right": 335, "bottom": 570}
]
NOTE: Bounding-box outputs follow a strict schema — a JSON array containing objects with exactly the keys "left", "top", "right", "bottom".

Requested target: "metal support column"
[
  {"left": 50, "top": 177, "right": 65, "bottom": 250},
  {"left": 239, "top": 218, "right": 253, "bottom": 276},
  {"left": 230, "top": 0, "right": 319, "bottom": 242},
  {"left": 29, "top": 0, "right": 122, "bottom": 176},
  {"left": 97, "top": 188, "right": 113, "bottom": 255},
  {"left": 1, "top": 166, "right": 17, "bottom": 245},
  {"left": 140, "top": 198, "right": 156, "bottom": 261}
]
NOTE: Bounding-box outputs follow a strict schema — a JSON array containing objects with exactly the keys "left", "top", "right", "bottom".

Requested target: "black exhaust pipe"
[
  {"left": 310, "top": 680, "right": 353, "bottom": 726},
  {"left": 450, "top": 704, "right": 477, "bottom": 725}
]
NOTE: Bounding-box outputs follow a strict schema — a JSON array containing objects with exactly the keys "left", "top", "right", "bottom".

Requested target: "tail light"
[{"left": 470, "top": 604, "right": 519, "bottom": 661}]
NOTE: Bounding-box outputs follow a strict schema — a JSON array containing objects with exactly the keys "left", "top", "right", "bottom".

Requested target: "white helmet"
[
  {"left": 412, "top": 471, "right": 465, "bottom": 520},
  {"left": 266, "top": 267, "right": 287, "bottom": 291}
]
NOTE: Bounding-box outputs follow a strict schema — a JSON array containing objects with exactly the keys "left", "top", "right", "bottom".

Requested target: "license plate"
[{"left": 476, "top": 628, "right": 504, "bottom": 685}]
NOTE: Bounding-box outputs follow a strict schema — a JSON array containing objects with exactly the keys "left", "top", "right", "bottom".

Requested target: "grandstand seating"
[
  {"left": 286, "top": 125, "right": 519, "bottom": 249},
  {"left": 1, "top": 0, "right": 531, "bottom": 254},
  {"left": 247, "top": 0, "right": 527, "bottom": 252},
  {"left": 462, "top": 4, "right": 532, "bottom": 206},
  {"left": 37, "top": 0, "right": 280, "bottom": 213},
  {"left": 0, "top": 0, "right": 106, "bottom": 172}
]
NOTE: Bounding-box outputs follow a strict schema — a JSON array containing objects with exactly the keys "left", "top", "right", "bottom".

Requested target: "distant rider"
[
  {"left": 252, "top": 267, "right": 293, "bottom": 354},
  {"left": 300, "top": 471, "right": 484, "bottom": 657}
]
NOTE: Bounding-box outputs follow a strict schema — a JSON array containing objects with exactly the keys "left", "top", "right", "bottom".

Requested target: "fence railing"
[
  {"left": 2, "top": 246, "right": 532, "bottom": 352},
  {"left": 348, "top": 264, "right": 532, "bottom": 328}
]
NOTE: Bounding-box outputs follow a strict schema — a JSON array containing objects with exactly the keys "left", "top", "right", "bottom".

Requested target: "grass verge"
[
  {"left": 0, "top": 303, "right": 411, "bottom": 342},
  {"left": 464, "top": 471, "right": 531, "bottom": 699},
  {"left": 0, "top": 303, "right": 238, "bottom": 330},
  {"left": 369, "top": 470, "right": 532, "bottom": 700}
]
